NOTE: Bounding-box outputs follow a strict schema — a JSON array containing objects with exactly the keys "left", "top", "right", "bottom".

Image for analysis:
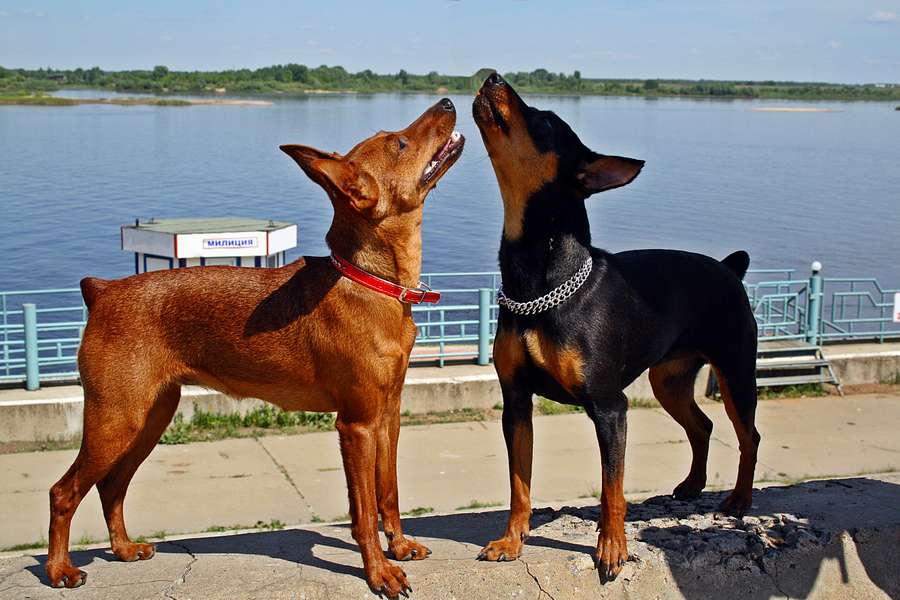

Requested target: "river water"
[{"left": 1, "top": 91, "right": 898, "bottom": 290}]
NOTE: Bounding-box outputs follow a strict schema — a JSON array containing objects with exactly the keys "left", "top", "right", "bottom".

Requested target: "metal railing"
[
  {"left": 2, "top": 263, "right": 898, "bottom": 388},
  {"left": 0, "top": 288, "right": 86, "bottom": 388}
]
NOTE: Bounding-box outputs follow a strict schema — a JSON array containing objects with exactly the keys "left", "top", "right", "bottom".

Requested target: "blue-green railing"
[
  {"left": 2, "top": 264, "right": 898, "bottom": 388},
  {"left": 0, "top": 288, "right": 87, "bottom": 387}
]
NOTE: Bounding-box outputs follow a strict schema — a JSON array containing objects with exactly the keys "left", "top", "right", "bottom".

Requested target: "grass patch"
[
  {"left": 399, "top": 407, "right": 491, "bottom": 426},
  {"left": 535, "top": 396, "right": 656, "bottom": 414},
  {"left": 2, "top": 536, "right": 47, "bottom": 552},
  {"left": 402, "top": 506, "right": 434, "bottom": 517},
  {"left": 535, "top": 397, "right": 583, "bottom": 415},
  {"left": 757, "top": 383, "right": 827, "bottom": 399},
  {"left": 629, "top": 397, "right": 659, "bottom": 409},
  {"left": 159, "top": 405, "right": 336, "bottom": 445},
  {"left": 579, "top": 484, "right": 603, "bottom": 501},
  {"left": 75, "top": 533, "right": 98, "bottom": 546},
  {"left": 455, "top": 499, "right": 501, "bottom": 511},
  {"left": 880, "top": 372, "right": 900, "bottom": 385},
  {"left": 0, "top": 439, "right": 81, "bottom": 454},
  {"left": 258, "top": 519, "right": 284, "bottom": 531}
]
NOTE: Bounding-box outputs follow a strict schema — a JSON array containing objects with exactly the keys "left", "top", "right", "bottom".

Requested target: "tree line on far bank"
[{"left": 2, "top": 64, "right": 899, "bottom": 102}]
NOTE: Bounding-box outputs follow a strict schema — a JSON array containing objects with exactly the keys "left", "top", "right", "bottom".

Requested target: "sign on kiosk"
[{"left": 894, "top": 292, "right": 900, "bottom": 324}]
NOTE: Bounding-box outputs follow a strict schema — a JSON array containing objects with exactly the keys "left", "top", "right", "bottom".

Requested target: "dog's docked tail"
[
  {"left": 721, "top": 250, "right": 750, "bottom": 280},
  {"left": 80, "top": 277, "right": 110, "bottom": 311}
]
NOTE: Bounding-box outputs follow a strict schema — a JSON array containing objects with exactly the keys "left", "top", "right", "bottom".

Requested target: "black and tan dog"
[{"left": 472, "top": 73, "right": 759, "bottom": 581}]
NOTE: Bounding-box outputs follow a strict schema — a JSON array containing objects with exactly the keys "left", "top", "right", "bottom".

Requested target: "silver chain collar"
[{"left": 497, "top": 255, "right": 593, "bottom": 316}]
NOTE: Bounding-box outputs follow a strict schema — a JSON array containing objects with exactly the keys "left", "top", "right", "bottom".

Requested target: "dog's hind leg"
[
  {"left": 46, "top": 385, "right": 150, "bottom": 588},
  {"left": 47, "top": 365, "right": 179, "bottom": 588},
  {"left": 711, "top": 354, "right": 760, "bottom": 517},
  {"left": 46, "top": 447, "right": 100, "bottom": 588},
  {"left": 97, "top": 383, "right": 181, "bottom": 562},
  {"left": 648, "top": 356, "right": 711, "bottom": 499}
]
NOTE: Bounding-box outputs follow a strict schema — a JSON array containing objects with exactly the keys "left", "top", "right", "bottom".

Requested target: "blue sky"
[{"left": 2, "top": 1, "right": 899, "bottom": 83}]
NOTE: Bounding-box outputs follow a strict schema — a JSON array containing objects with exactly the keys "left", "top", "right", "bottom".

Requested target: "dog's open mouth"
[{"left": 421, "top": 131, "right": 464, "bottom": 185}]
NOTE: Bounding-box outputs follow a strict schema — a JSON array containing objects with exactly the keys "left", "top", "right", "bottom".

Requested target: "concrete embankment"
[
  {"left": 1, "top": 342, "right": 898, "bottom": 443},
  {"left": 0, "top": 476, "right": 897, "bottom": 599}
]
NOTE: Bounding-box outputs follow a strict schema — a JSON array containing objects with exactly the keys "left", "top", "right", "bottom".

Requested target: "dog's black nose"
[
  {"left": 486, "top": 72, "right": 503, "bottom": 86},
  {"left": 440, "top": 98, "right": 455, "bottom": 112}
]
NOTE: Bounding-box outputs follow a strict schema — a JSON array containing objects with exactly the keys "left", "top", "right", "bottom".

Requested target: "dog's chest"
[
  {"left": 494, "top": 325, "right": 586, "bottom": 394},
  {"left": 521, "top": 329, "right": 585, "bottom": 394}
]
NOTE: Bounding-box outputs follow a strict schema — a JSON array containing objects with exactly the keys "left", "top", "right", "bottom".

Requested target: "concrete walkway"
[
  {"left": 1, "top": 477, "right": 898, "bottom": 599},
  {"left": 1, "top": 393, "right": 898, "bottom": 551}
]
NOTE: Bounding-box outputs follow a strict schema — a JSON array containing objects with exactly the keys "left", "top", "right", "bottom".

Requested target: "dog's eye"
[{"left": 397, "top": 137, "right": 408, "bottom": 152}]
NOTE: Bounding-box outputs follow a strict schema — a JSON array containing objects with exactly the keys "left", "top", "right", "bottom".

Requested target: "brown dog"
[{"left": 46, "top": 99, "right": 464, "bottom": 596}]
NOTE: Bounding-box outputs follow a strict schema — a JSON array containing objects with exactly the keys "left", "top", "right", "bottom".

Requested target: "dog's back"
[{"left": 607, "top": 248, "right": 756, "bottom": 378}]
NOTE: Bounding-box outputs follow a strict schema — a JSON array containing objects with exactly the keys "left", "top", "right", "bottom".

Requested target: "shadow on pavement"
[{"left": 20, "top": 477, "right": 900, "bottom": 599}]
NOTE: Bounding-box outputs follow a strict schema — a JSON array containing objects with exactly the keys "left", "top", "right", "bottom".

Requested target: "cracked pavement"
[{"left": 1, "top": 476, "right": 898, "bottom": 599}]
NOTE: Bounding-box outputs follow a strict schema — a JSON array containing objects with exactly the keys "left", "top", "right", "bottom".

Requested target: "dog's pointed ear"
[
  {"left": 576, "top": 153, "right": 645, "bottom": 197},
  {"left": 280, "top": 144, "right": 379, "bottom": 213}
]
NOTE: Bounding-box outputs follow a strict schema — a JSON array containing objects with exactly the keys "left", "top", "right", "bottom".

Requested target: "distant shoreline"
[
  {"left": 751, "top": 107, "right": 841, "bottom": 113},
  {"left": 3, "top": 65, "right": 900, "bottom": 103}
]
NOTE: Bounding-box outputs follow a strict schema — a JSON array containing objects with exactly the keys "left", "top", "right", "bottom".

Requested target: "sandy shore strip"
[
  {"left": 751, "top": 106, "right": 841, "bottom": 112},
  {"left": 0, "top": 96, "right": 273, "bottom": 107},
  {"left": 184, "top": 98, "right": 272, "bottom": 106}
]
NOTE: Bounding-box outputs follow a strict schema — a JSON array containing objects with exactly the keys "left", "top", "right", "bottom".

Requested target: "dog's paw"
[
  {"left": 47, "top": 563, "right": 87, "bottom": 589},
  {"left": 672, "top": 477, "right": 705, "bottom": 500},
  {"left": 112, "top": 541, "right": 156, "bottom": 562},
  {"left": 595, "top": 531, "right": 628, "bottom": 583},
  {"left": 388, "top": 535, "right": 431, "bottom": 561},
  {"left": 718, "top": 490, "right": 752, "bottom": 517},
  {"left": 476, "top": 535, "right": 523, "bottom": 562},
  {"left": 366, "top": 559, "right": 411, "bottom": 598}
]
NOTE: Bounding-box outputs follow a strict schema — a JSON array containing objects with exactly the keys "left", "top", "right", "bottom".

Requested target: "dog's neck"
[
  {"left": 326, "top": 207, "right": 423, "bottom": 289},
  {"left": 498, "top": 189, "right": 593, "bottom": 302}
]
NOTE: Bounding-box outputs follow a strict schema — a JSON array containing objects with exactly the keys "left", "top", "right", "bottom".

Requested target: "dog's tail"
[
  {"left": 721, "top": 250, "right": 750, "bottom": 280},
  {"left": 80, "top": 277, "right": 110, "bottom": 311}
]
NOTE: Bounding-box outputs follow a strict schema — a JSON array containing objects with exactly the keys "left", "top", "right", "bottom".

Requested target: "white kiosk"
[{"left": 121, "top": 217, "right": 298, "bottom": 274}]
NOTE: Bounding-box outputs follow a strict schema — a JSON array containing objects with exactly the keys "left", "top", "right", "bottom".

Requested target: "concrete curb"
[
  {"left": 0, "top": 476, "right": 897, "bottom": 599},
  {"left": 2, "top": 345, "right": 898, "bottom": 443}
]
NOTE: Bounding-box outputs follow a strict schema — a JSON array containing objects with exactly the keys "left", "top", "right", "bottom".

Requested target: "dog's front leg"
[
  {"left": 376, "top": 393, "right": 431, "bottom": 561},
  {"left": 586, "top": 392, "right": 629, "bottom": 582},
  {"left": 337, "top": 415, "right": 411, "bottom": 597},
  {"left": 478, "top": 382, "right": 534, "bottom": 561}
]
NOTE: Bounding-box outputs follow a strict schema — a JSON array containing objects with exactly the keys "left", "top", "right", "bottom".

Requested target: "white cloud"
[
  {"left": 867, "top": 10, "right": 898, "bottom": 23},
  {"left": 828, "top": 40, "right": 843, "bottom": 49}
]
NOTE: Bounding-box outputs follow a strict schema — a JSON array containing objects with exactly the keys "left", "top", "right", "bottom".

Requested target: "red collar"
[{"left": 330, "top": 254, "right": 441, "bottom": 305}]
